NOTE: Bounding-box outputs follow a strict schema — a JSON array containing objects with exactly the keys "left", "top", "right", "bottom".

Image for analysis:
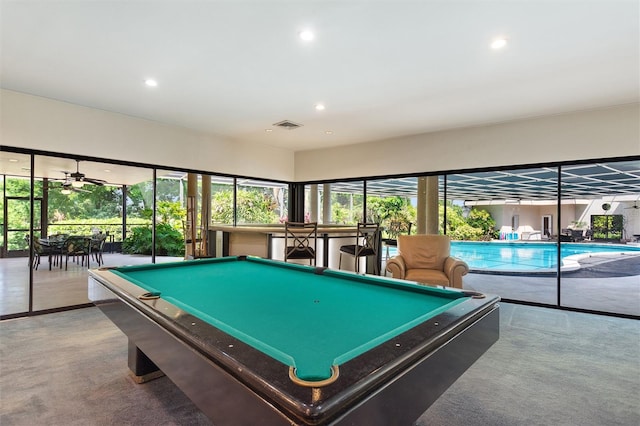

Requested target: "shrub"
[
  {"left": 448, "top": 223, "right": 485, "bottom": 241},
  {"left": 122, "top": 223, "right": 185, "bottom": 256}
]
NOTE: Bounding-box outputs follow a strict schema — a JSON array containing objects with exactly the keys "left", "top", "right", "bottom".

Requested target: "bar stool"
[
  {"left": 339, "top": 222, "right": 380, "bottom": 274},
  {"left": 284, "top": 222, "right": 318, "bottom": 266}
]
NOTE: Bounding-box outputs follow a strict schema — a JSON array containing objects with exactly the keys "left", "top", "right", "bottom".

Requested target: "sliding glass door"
[{"left": 559, "top": 160, "right": 640, "bottom": 316}]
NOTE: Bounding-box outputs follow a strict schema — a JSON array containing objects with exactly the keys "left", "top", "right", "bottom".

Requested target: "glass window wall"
[{"left": 2, "top": 149, "right": 637, "bottom": 319}]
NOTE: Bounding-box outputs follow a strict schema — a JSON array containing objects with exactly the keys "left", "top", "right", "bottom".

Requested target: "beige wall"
[
  {"left": 295, "top": 104, "right": 640, "bottom": 181},
  {"left": 468, "top": 201, "right": 640, "bottom": 238},
  {"left": 2, "top": 90, "right": 638, "bottom": 183},
  {"left": 1, "top": 90, "right": 294, "bottom": 181}
]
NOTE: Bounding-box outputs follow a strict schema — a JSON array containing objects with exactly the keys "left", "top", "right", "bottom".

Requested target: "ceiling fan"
[
  {"left": 65, "top": 160, "right": 107, "bottom": 188},
  {"left": 50, "top": 172, "right": 91, "bottom": 194}
]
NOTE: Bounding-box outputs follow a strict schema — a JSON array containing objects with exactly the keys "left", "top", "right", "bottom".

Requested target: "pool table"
[{"left": 88, "top": 256, "right": 500, "bottom": 425}]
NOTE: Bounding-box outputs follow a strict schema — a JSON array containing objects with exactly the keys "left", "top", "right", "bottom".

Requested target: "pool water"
[{"left": 386, "top": 241, "right": 640, "bottom": 273}]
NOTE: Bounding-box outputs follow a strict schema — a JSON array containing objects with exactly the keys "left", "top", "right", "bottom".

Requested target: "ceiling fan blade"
[
  {"left": 83, "top": 177, "right": 107, "bottom": 186},
  {"left": 57, "top": 183, "right": 91, "bottom": 194}
]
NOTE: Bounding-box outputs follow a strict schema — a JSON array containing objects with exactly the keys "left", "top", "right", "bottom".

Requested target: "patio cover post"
[
  {"left": 322, "top": 183, "right": 331, "bottom": 223},
  {"left": 426, "top": 176, "right": 439, "bottom": 234},
  {"left": 417, "top": 178, "right": 426, "bottom": 234},
  {"left": 309, "top": 184, "right": 318, "bottom": 222},
  {"left": 416, "top": 176, "right": 439, "bottom": 235}
]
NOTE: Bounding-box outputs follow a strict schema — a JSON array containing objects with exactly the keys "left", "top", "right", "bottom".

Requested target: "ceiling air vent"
[{"left": 273, "top": 120, "right": 303, "bottom": 130}]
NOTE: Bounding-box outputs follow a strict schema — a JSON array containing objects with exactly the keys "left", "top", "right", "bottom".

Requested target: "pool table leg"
[{"left": 128, "top": 340, "right": 165, "bottom": 383}]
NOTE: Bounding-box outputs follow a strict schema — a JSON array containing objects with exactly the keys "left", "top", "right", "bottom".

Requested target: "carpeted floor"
[
  {"left": 417, "top": 304, "right": 640, "bottom": 426},
  {"left": 1, "top": 303, "right": 638, "bottom": 426}
]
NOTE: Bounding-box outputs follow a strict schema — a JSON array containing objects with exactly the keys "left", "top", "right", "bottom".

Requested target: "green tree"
[
  {"left": 211, "top": 188, "right": 279, "bottom": 224},
  {"left": 121, "top": 222, "right": 185, "bottom": 256},
  {"left": 329, "top": 192, "right": 363, "bottom": 224},
  {"left": 156, "top": 178, "right": 184, "bottom": 202},
  {"left": 237, "top": 188, "right": 279, "bottom": 223},
  {"left": 4, "top": 178, "right": 43, "bottom": 250},
  {"left": 367, "top": 196, "right": 415, "bottom": 237},
  {"left": 157, "top": 201, "right": 185, "bottom": 228},
  {"left": 466, "top": 208, "right": 496, "bottom": 238},
  {"left": 444, "top": 205, "right": 496, "bottom": 241},
  {"left": 126, "top": 182, "right": 153, "bottom": 216},
  {"left": 5, "top": 176, "right": 38, "bottom": 197},
  {"left": 212, "top": 190, "right": 234, "bottom": 223},
  {"left": 448, "top": 223, "right": 485, "bottom": 240},
  {"left": 122, "top": 200, "right": 186, "bottom": 256},
  {"left": 48, "top": 184, "right": 122, "bottom": 221},
  {"left": 366, "top": 196, "right": 405, "bottom": 223}
]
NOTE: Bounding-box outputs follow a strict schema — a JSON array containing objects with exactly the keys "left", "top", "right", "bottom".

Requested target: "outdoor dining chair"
[{"left": 63, "top": 236, "right": 92, "bottom": 270}]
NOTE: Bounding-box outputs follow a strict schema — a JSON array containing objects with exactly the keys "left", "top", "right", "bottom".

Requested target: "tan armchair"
[{"left": 385, "top": 235, "right": 469, "bottom": 288}]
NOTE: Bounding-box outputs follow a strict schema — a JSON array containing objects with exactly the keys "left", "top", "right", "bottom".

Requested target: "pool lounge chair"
[{"left": 516, "top": 225, "right": 542, "bottom": 240}]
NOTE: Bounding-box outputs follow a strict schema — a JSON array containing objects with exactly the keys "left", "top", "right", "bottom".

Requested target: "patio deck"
[{"left": 0, "top": 253, "right": 183, "bottom": 316}]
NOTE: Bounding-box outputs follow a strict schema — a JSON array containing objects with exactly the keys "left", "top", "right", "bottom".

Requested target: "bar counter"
[{"left": 209, "top": 225, "right": 380, "bottom": 272}]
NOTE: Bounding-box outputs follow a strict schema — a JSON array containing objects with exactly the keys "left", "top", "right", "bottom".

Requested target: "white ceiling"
[
  {"left": 0, "top": 152, "right": 162, "bottom": 186},
  {"left": 2, "top": 0, "right": 638, "bottom": 156}
]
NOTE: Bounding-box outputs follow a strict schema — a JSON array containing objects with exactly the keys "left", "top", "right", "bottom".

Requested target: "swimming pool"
[{"left": 386, "top": 241, "right": 640, "bottom": 274}]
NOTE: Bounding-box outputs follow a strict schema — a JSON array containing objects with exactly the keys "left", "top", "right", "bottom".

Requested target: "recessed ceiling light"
[
  {"left": 491, "top": 38, "right": 508, "bottom": 49},
  {"left": 325, "top": 131, "right": 333, "bottom": 135},
  {"left": 299, "top": 30, "right": 315, "bottom": 41},
  {"left": 144, "top": 79, "right": 158, "bottom": 87},
  {"left": 265, "top": 129, "right": 273, "bottom": 133},
  {"left": 315, "top": 104, "right": 326, "bottom": 111},
  {"left": 8, "top": 158, "right": 18, "bottom": 162}
]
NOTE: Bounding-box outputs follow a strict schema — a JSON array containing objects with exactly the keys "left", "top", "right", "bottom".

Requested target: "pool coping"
[{"left": 467, "top": 251, "right": 640, "bottom": 276}]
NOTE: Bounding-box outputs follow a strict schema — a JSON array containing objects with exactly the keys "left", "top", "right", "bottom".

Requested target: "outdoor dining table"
[
  {"left": 38, "top": 235, "right": 97, "bottom": 270},
  {"left": 38, "top": 236, "right": 67, "bottom": 269}
]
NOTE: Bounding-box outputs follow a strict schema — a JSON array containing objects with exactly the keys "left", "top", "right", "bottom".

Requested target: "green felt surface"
[{"left": 114, "top": 257, "right": 467, "bottom": 380}]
